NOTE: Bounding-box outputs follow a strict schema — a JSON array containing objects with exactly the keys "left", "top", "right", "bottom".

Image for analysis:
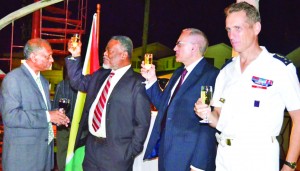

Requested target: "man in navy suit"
[
  {"left": 141, "top": 28, "right": 219, "bottom": 171},
  {"left": 66, "top": 35, "right": 151, "bottom": 171}
]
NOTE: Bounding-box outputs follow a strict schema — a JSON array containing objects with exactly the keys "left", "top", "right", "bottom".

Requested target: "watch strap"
[{"left": 284, "top": 160, "right": 297, "bottom": 169}]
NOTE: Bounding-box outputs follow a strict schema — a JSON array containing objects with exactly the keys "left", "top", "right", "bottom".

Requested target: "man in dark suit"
[
  {"left": 66, "top": 35, "right": 151, "bottom": 171},
  {"left": 1, "top": 38, "right": 69, "bottom": 171},
  {"left": 52, "top": 67, "right": 78, "bottom": 171},
  {"left": 141, "top": 28, "right": 219, "bottom": 171}
]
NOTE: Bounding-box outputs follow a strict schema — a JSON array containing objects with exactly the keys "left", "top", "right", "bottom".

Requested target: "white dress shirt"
[{"left": 88, "top": 65, "right": 131, "bottom": 137}]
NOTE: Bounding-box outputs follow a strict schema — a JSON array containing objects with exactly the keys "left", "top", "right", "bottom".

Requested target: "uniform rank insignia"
[
  {"left": 273, "top": 54, "right": 292, "bottom": 66},
  {"left": 254, "top": 100, "right": 260, "bottom": 107},
  {"left": 252, "top": 76, "right": 273, "bottom": 89},
  {"left": 219, "top": 98, "right": 225, "bottom": 103}
]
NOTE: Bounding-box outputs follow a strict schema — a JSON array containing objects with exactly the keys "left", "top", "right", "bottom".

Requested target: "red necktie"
[{"left": 92, "top": 72, "right": 115, "bottom": 131}]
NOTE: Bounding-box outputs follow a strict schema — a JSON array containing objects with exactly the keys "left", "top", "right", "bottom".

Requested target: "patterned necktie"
[
  {"left": 36, "top": 77, "right": 54, "bottom": 145},
  {"left": 92, "top": 72, "right": 115, "bottom": 132},
  {"left": 161, "top": 69, "right": 188, "bottom": 131}
]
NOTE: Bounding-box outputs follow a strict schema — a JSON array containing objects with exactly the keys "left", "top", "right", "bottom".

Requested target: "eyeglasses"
[{"left": 175, "top": 41, "right": 197, "bottom": 47}]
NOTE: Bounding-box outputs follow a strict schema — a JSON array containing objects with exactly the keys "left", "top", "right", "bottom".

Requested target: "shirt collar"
[
  {"left": 111, "top": 65, "right": 131, "bottom": 75},
  {"left": 185, "top": 57, "right": 204, "bottom": 73},
  {"left": 23, "top": 61, "right": 40, "bottom": 80}
]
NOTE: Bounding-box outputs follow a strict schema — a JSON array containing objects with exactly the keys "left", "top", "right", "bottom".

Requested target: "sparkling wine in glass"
[
  {"left": 58, "top": 98, "right": 70, "bottom": 113},
  {"left": 71, "top": 33, "right": 80, "bottom": 50},
  {"left": 199, "top": 86, "right": 212, "bottom": 124},
  {"left": 142, "top": 53, "right": 153, "bottom": 84}
]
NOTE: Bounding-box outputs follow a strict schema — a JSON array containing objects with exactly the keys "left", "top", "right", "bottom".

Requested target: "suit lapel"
[
  {"left": 164, "top": 67, "right": 184, "bottom": 100},
  {"left": 87, "top": 68, "right": 111, "bottom": 107},
  {"left": 20, "top": 65, "right": 47, "bottom": 104},
  {"left": 40, "top": 76, "right": 51, "bottom": 109},
  {"left": 172, "top": 58, "right": 207, "bottom": 100},
  {"left": 108, "top": 67, "right": 134, "bottom": 100}
]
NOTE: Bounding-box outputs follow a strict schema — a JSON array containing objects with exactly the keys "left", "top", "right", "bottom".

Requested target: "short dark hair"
[
  {"left": 225, "top": 2, "right": 261, "bottom": 24},
  {"left": 111, "top": 36, "right": 133, "bottom": 58}
]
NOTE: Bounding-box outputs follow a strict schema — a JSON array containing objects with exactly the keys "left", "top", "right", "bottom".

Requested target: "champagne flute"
[
  {"left": 199, "top": 86, "right": 212, "bottom": 124},
  {"left": 71, "top": 33, "right": 80, "bottom": 50},
  {"left": 58, "top": 98, "right": 70, "bottom": 113},
  {"left": 142, "top": 53, "right": 153, "bottom": 84}
]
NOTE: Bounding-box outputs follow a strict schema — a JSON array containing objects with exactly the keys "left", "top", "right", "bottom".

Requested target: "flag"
[{"left": 65, "top": 13, "right": 100, "bottom": 171}]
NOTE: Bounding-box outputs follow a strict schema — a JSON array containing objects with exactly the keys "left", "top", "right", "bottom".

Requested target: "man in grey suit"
[
  {"left": 1, "top": 38, "right": 70, "bottom": 171},
  {"left": 66, "top": 35, "right": 151, "bottom": 171}
]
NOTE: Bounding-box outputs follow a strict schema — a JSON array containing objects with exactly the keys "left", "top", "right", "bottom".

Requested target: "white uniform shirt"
[
  {"left": 213, "top": 47, "right": 300, "bottom": 137},
  {"left": 88, "top": 65, "right": 131, "bottom": 137}
]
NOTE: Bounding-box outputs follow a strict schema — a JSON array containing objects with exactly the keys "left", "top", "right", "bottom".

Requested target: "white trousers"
[{"left": 216, "top": 135, "right": 279, "bottom": 171}]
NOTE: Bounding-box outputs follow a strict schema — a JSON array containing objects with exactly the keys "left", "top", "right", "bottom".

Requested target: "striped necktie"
[{"left": 92, "top": 72, "right": 115, "bottom": 131}]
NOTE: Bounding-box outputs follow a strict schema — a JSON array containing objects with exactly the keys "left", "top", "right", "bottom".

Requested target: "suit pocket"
[{"left": 11, "top": 136, "right": 37, "bottom": 144}]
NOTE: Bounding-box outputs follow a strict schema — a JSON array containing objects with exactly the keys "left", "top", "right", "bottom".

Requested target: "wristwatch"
[{"left": 284, "top": 160, "right": 297, "bottom": 169}]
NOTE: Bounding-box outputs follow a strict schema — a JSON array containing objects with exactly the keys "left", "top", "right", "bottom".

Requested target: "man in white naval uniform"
[{"left": 194, "top": 2, "right": 300, "bottom": 171}]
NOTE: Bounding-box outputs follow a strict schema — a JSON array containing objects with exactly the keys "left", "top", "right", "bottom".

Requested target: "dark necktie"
[{"left": 161, "top": 69, "right": 188, "bottom": 131}]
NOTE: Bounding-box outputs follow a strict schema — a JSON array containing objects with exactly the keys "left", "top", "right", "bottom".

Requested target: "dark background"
[{"left": 0, "top": 0, "right": 300, "bottom": 57}]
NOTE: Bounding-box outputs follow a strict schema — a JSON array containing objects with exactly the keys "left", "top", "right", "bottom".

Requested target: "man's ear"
[
  {"left": 254, "top": 22, "right": 261, "bottom": 35},
  {"left": 29, "top": 53, "right": 37, "bottom": 62},
  {"left": 122, "top": 51, "right": 128, "bottom": 59}
]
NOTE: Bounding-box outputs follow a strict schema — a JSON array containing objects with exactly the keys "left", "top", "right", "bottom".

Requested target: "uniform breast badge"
[{"left": 251, "top": 76, "right": 273, "bottom": 89}]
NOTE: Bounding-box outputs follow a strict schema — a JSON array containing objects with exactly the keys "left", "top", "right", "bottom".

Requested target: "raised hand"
[
  {"left": 67, "top": 39, "right": 82, "bottom": 57},
  {"left": 141, "top": 61, "right": 157, "bottom": 84}
]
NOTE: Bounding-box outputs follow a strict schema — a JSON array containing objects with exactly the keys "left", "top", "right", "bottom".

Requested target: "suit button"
[{"left": 45, "top": 139, "right": 48, "bottom": 142}]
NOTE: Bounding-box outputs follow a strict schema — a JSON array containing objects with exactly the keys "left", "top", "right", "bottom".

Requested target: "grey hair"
[
  {"left": 24, "top": 38, "right": 51, "bottom": 59},
  {"left": 225, "top": 1, "right": 261, "bottom": 24},
  {"left": 110, "top": 36, "right": 133, "bottom": 58},
  {"left": 182, "top": 28, "right": 209, "bottom": 54}
]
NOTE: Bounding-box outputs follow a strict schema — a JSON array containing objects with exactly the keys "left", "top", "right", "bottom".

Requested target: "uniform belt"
[
  {"left": 215, "top": 133, "right": 276, "bottom": 147},
  {"left": 93, "top": 136, "right": 107, "bottom": 144},
  {"left": 216, "top": 133, "right": 232, "bottom": 146}
]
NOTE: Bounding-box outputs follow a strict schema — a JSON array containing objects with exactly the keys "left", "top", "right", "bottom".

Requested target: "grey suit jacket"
[{"left": 1, "top": 64, "right": 54, "bottom": 171}]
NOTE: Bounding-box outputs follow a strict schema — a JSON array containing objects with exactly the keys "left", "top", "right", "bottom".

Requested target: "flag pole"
[{"left": 96, "top": 4, "right": 101, "bottom": 47}]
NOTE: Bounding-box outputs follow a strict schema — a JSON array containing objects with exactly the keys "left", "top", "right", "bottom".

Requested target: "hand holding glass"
[
  {"left": 71, "top": 33, "right": 80, "bottom": 50},
  {"left": 199, "top": 86, "right": 212, "bottom": 124},
  {"left": 58, "top": 98, "right": 70, "bottom": 113},
  {"left": 142, "top": 53, "right": 153, "bottom": 84}
]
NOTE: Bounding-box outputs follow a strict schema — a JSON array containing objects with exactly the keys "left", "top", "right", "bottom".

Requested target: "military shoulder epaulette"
[
  {"left": 221, "top": 58, "right": 233, "bottom": 69},
  {"left": 273, "top": 54, "right": 292, "bottom": 66}
]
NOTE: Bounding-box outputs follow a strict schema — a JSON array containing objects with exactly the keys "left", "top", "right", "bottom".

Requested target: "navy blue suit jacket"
[{"left": 144, "top": 58, "right": 219, "bottom": 171}]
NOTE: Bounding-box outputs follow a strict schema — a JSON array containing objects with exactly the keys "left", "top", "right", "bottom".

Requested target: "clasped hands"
[
  {"left": 194, "top": 98, "right": 211, "bottom": 120},
  {"left": 49, "top": 109, "right": 70, "bottom": 127}
]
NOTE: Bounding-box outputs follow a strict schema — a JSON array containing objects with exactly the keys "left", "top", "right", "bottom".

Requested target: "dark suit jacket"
[
  {"left": 1, "top": 64, "right": 54, "bottom": 171},
  {"left": 65, "top": 57, "right": 151, "bottom": 170},
  {"left": 144, "top": 59, "right": 219, "bottom": 171},
  {"left": 52, "top": 79, "right": 78, "bottom": 121}
]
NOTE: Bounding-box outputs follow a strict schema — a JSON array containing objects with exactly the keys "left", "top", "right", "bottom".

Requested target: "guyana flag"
[{"left": 65, "top": 13, "right": 100, "bottom": 171}]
